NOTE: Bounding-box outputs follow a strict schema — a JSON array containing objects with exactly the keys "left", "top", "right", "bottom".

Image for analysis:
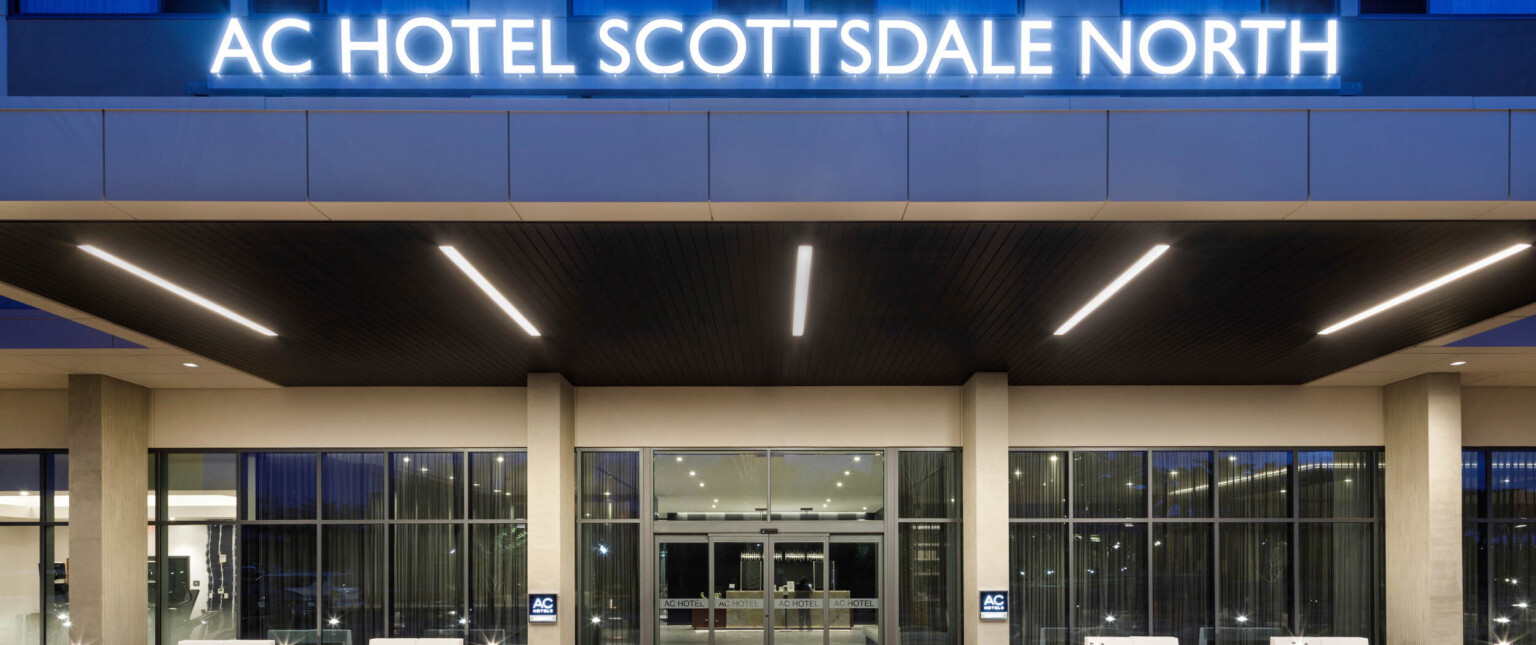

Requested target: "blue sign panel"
[
  {"left": 530, "top": 593, "right": 558, "bottom": 623},
  {"left": 980, "top": 590, "right": 1008, "bottom": 621}
]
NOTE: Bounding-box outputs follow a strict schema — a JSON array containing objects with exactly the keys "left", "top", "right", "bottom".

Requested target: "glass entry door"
[{"left": 656, "top": 535, "right": 881, "bottom": 645}]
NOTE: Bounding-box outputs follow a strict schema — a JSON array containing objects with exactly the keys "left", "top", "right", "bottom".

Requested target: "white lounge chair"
[
  {"left": 1083, "top": 638, "right": 1132, "bottom": 645},
  {"left": 1131, "top": 638, "right": 1180, "bottom": 645},
  {"left": 368, "top": 640, "right": 464, "bottom": 645},
  {"left": 1083, "top": 638, "right": 1179, "bottom": 645}
]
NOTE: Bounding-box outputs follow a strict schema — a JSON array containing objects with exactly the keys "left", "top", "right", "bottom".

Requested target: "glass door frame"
[{"left": 653, "top": 533, "right": 883, "bottom": 645}]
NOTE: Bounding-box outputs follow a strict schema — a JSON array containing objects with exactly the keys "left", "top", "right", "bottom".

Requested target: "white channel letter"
[
  {"left": 689, "top": 18, "right": 747, "bottom": 74},
  {"left": 212, "top": 18, "right": 262, "bottom": 74},
  {"left": 1081, "top": 19, "right": 1130, "bottom": 75},
  {"left": 1239, "top": 18, "right": 1285, "bottom": 75},
  {"left": 396, "top": 17, "right": 452, "bottom": 75},
  {"left": 746, "top": 18, "right": 791, "bottom": 74},
  {"left": 793, "top": 19, "right": 837, "bottom": 74},
  {"left": 598, "top": 18, "right": 631, "bottom": 73},
  {"left": 1290, "top": 19, "right": 1337, "bottom": 75},
  {"left": 1137, "top": 19, "right": 1195, "bottom": 75},
  {"left": 261, "top": 18, "right": 311, "bottom": 74},
  {"left": 502, "top": 19, "right": 534, "bottom": 74},
  {"left": 878, "top": 20, "right": 927, "bottom": 75},
  {"left": 980, "top": 20, "right": 1013, "bottom": 74},
  {"left": 341, "top": 18, "right": 388, "bottom": 74},
  {"left": 1020, "top": 20, "right": 1052, "bottom": 74},
  {"left": 928, "top": 20, "right": 976, "bottom": 75},
  {"left": 637, "top": 19, "right": 684, "bottom": 74},
  {"left": 542, "top": 19, "right": 577, "bottom": 74},
  {"left": 1202, "top": 20, "right": 1243, "bottom": 75},
  {"left": 840, "top": 19, "right": 872, "bottom": 74},
  {"left": 451, "top": 18, "right": 495, "bottom": 74}
]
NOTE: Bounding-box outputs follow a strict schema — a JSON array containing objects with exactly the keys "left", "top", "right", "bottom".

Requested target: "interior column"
[
  {"left": 67, "top": 374, "right": 150, "bottom": 645},
  {"left": 1383, "top": 373, "right": 1463, "bottom": 645},
  {"left": 527, "top": 373, "right": 577, "bottom": 645},
  {"left": 961, "top": 372, "right": 1009, "bottom": 645}
]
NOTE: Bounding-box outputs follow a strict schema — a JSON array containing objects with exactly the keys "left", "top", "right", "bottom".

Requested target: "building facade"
[{"left": 2, "top": 1, "right": 1536, "bottom": 645}]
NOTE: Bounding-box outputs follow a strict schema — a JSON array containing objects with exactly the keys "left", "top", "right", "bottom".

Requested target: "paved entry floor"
[{"left": 658, "top": 627, "right": 876, "bottom": 644}]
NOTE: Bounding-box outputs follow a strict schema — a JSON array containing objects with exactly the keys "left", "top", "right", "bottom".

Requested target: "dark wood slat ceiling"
[{"left": 0, "top": 220, "right": 1532, "bottom": 387}]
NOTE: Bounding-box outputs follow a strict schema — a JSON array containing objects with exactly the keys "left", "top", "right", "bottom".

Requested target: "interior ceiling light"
[
  {"left": 1451, "top": 361, "right": 1467, "bottom": 366},
  {"left": 78, "top": 245, "right": 277, "bottom": 337},
  {"left": 1318, "top": 243, "right": 1532, "bottom": 335},
  {"left": 439, "top": 245, "right": 541, "bottom": 337},
  {"left": 791, "top": 245, "right": 813, "bottom": 337},
  {"left": 1054, "top": 245, "right": 1171, "bottom": 336}
]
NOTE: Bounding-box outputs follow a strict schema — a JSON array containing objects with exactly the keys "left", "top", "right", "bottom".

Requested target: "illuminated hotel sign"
[{"left": 207, "top": 15, "right": 1339, "bottom": 92}]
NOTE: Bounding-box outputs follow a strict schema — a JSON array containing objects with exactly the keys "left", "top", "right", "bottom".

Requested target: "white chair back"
[
  {"left": 416, "top": 640, "right": 465, "bottom": 645},
  {"left": 178, "top": 641, "right": 277, "bottom": 645},
  {"left": 367, "top": 640, "right": 420, "bottom": 645},
  {"left": 1130, "top": 638, "right": 1181, "bottom": 645},
  {"left": 1083, "top": 638, "right": 1133, "bottom": 645},
  {"left": 1270, "top": 638, "right": 1370, "bottom": 645}
]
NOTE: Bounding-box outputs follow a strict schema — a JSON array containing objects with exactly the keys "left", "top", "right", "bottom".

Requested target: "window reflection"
[
  {"left": 165, "top": 453, "right": 238, "bottom": 521},
  {"left": 1218, "top": 452, "right": 1292, "bottom": 519},
  {"left": 654, "top": 451, "right": 768, "bottom": 520},
  {"left": 1072, "top": 523, "right": 1147, "bottom": 637},
  {"left": 582, "top": 452, "right": 639, "bottom": 521},
  {"left": 1153, "top": 451, "right": 1212, "bottom": 519},
  {"left": 0, "top": 454, "right": 43, "bottom": 521},
  {"left": 1073, "top": 452, "right": 1146, "bottom": 519},
  {"left": 1009, "top": 452, "right": 1067, "bottom": 519},
  {"left": 771, "top": 451, "right": 883, "bottom": 520}
]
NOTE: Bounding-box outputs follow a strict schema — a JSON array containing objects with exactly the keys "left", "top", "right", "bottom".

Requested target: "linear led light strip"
[
  {"left": 1054, "top": 245, "right": 1170, "bottom": 336},
  {"left": 1318, "top": 243, "right": 1532, "bottom": 335},
  {"left": 792, "top": 245, "right": 813, "bottom": 337},
  {"left": 78, "top": 244, "right": 278, "bottom": 337},
  {"left": 439, "top": 245, "right": 541, "bottom": 337}
]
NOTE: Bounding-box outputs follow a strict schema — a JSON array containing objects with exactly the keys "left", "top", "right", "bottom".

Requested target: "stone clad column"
[
  {"left": 961, "top": 373, "right": 1009, "bottom": 645},
  {"left": 68, "top": 374, "right": 150, "bottom": 645},
  {"left": 527, "top": 373, "right": 577, "bottom": 645},
  {"left": 1383, "top": 373, "right": 1463, "bottom": 645}
]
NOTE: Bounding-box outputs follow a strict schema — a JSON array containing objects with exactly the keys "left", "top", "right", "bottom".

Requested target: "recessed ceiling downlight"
[
  {"left": 78, "top": 245, "right": 277, "bottom": 337},
  {"left": 1054, "top": 245, "right": 1171, "bottom": 336},
  {"left": 1318, "top": 243, "right": 1532, "bottom": 335},
  {"left": 439, "top": 245, "right": 541, "bottom": 337}
]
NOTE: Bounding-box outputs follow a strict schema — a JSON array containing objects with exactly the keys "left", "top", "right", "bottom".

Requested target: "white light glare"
[
  {"left": 1318, "top": 243, "right": 1532, "bottom": 335},
  {"left": 792, "top": 245, "right": 814, "bottom": 337},
  {"left": 439, "top": 246, "right": 541, "bottom": 337},
  {"left": 1054, "top": 245, "right": 1171, "bottom": 335},
  {"left": 78, "top": 245, "right": 277, "bottom": 337}
]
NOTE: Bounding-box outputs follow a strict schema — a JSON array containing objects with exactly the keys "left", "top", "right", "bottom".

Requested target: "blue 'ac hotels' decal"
[
  {"left": 530, "top": 593, "right": 558, "bottom": 623},
  {"left": 980, "top": 591, "right": 1008, "bottom": 621}
]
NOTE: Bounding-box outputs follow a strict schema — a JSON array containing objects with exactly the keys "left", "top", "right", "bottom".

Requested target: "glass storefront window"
[
  {"left": 1010, "top": 451, "right": 1068, "bottom": 519},
  {"left": 897, "top": 522, "right": 958, "bottom": 645},
  {"left": 1010, "top": 522, "right": 1069, "bottom": 645},
  {"left": 1152, "top": 451, "right": 1212, "bottom": 519},
  {"left": 1152, "top": 523, "right": 1212, "bottom": 645},
  {"left": 393, "top": 452, "right": 463, "bottom": 520},
  {"left": 323, "top": 524, "right": 387, "bottom": 645},
  {"left": 579, "top": 523, "right": 640, "bottom": 644},
  {"left": 582, "top": 451, "right": 639, "bottom": 521},
  {"left": 1073, "top": 451, "right": 1147, "bottom": 519},
  {"left": 0, "top": 526, "right": 41, "bottom": 645},
  {"left": 243, "top": 452, "right": 317, "bottom": 520},
  {"left": 770, "top": 451, "right": 883, "bottom": 520},
  {"left": 1218, "top": 451, "right": 1292, "bottom": 519},
  {"left": 471, "top": 452, "right": 528, "bottom": 521},
  {"left": 240, "top": 525, "right": 319, "bottom": 640},
  {"left": 1298, "top": 450, "right": 1374, "bottom": 519},
  {"left": 0, "top": 453, "right": 42, "bottom": 521},
  {"left": 899, "top": 451, "right": 959, "bottom": 519},
  {"left": 165, "top": 453, "right": 238, "bottom": 521},
  {"left": 654, "top": 451, "right": 768, "bottom": 520},
  {"left": 149, "top": 449, "right": 526, "bottom": 645},
  {"left": 392, "top": 524, "right": 464, "bottom": 637},
  {"left": 323, "top": 452, "right": 387, "bottom": 520},
  {"left": 1491, "top": 450, "right": 1536, "bottom": 519},
  {"left": 1012, "top": 448, "right": 1380, "bottom": 645},
  {"left": 1073, "top": 522, "right": 1148, "bottom": 636}
]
